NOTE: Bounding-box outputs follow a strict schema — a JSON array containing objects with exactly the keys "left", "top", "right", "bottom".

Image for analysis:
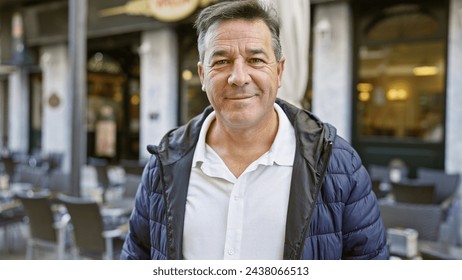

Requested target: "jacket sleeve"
[
  {"left": 120, "top": 160, "right": 154, "bottom": 259},
  {"left": 341, "top": 150, "right": 389, "bottom": 260}
]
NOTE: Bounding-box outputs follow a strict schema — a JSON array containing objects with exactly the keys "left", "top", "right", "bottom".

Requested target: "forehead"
[{"left": 204, "top": 19, "right": 273, "bottom": 51}]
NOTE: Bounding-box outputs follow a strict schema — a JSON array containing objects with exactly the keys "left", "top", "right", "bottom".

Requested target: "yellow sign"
[{"left": 99, "top": 0, "right": 216, "bottom": 22}]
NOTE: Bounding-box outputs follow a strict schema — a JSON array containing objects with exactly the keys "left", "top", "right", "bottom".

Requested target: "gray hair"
[{"left": 194, "top": 0, "right": 282, "bottom": 63}]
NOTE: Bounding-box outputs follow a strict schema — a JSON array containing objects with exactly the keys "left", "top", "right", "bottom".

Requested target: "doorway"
[
  {"left": 352, "top": 0, "right": 448, "bottom": 177},
  {"left": 87, "top": 32, "right": 140, "bottom": 163}
]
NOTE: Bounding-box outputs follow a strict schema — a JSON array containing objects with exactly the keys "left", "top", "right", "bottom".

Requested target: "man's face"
[{"left": 198, "top": 19, "right": 285, "bottom": 130}]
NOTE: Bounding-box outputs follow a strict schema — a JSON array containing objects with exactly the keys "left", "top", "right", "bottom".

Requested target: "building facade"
[
  {"left": 312, "top": 0, "right": 462, "bottom": 188},
  {"left": 1, "top": 0, "right": 461, "bottom": 195}
]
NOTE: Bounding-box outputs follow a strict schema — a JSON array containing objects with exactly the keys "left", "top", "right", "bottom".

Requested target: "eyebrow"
[
  {"left": 248, "top": 48, "right": 268, "bottom": 58},
  {"left": 209, "top": 48, "right": 269, "bottom": 59},
  {"left": 210, "top": 49, "right": 228, "bottom": 58}
]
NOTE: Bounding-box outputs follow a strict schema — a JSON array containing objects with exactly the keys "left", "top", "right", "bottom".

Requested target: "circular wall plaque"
[{"left": 48, "top": 93, "right": 61, "bottom": 108}]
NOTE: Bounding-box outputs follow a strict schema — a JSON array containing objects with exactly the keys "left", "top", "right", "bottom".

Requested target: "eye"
[
  {"left": 213, "top": 60, "right": 229, "bottom": 66},
  {"left": 248, "top": 58, "right": 265, "bottom": 64}
]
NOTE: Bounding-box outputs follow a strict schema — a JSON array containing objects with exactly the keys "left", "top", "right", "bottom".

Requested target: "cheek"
[
  {"left": 255, "top": 75, "right": 277, "bottom": 94},
  {"left": 204, "top": 73, "right": 225, "bottom": 92},
  {"left": 205, "top": 92, "right": 220, "bottom": 110}
]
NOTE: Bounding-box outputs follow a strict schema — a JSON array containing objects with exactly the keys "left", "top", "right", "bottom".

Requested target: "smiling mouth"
[{"left": 226, "top": 95, "right": 255, "bottom": 100}]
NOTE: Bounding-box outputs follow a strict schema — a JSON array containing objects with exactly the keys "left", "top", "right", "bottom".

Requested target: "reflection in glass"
[{"left": 357, "top": 5, "right": 446, "bottom": 143}]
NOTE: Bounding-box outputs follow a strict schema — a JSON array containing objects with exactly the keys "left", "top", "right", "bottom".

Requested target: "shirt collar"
[
  {"left": 192, "top": 111, "right": 215, "bottom": 167},
  {"left": 192, "top": 103, "right": 296, "bottom": 168},
  {"left": 267, "top": 103, "right": 296, "bottom": 167}
]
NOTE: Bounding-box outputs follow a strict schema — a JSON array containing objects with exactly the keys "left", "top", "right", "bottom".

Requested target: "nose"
[{"left": 228, "top": 59, "right": 250, "bottom": 87}]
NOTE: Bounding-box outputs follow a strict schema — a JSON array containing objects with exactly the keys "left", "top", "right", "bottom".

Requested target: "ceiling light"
[{"left": 413, "top": 66, "right": 438, "bottom": 76}]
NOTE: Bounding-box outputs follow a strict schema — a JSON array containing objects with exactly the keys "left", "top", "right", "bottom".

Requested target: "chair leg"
[
  {"left": 57, "top": 226, "right": 67, "bottom": 259},
  {"left": 2, "top": 227, "right": 7, "bottom": 252},
  {"left": 0, "top": 226, "right": 8, "bottom": 252},
  {"left": 6, "top": 224, "right": 21, "bottom": 254},
  {"left": 26, "top": 239, "right": 34, "bottom": 260},
  {"left": 105, "top": 238, "right": 113, "bottom": 260},
  {"left": 70, "top": 246, "right": 80, "bottom": 259}
]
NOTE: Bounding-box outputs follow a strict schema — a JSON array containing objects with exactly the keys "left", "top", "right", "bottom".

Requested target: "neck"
[{"left": 206, "top": 109, "right": 279, "bottom": 177}]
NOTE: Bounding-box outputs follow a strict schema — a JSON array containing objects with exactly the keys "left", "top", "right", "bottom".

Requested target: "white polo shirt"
[{"left": 183, "top": 103, "right": 296, "bottom": 260}]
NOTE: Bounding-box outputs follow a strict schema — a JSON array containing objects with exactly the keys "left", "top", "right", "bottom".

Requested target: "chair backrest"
[
  {"left": 1, "top": 156, "right": 17, "bottom": 180},
  {"left": 46, "top": 171, "right": 70, "bottom": 193},
  {"left": 379, "top": 201, "right": 443, "bottom": 241},
  {"left": 88, "top": 157, "right": 111, "bottom": 189},
  {"left": 369, "top": 164, "right": 408, "bottom": 183},
  {"left": 15, "top": 166, "right": 46, "bottom": 188},
  {"left": 122, "top": 174, "right": 141, "bottom": 198},
  {"left": 371, "top": 179, "right": 386, "bottom": 199},
  {"left": 45, "top": 153, "right": 63, "bottom": 173},
  {"left": 16, "top": 192, "right": 57, "bottom": 242},
  {"left": 391, "top": 182, "right": 436, "bottom": 204},
  {"left": 416, "top": 167, "right": 460, "bottom": 204},
  {"left": 58, "top": 194, "right": 105, "bottom": 258},
  {"left": 120, "top": 159, "right": 146, "bottom": 176}
]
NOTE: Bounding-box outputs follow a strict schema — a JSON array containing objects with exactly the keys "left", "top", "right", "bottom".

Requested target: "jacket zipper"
[
  {"left": 295, "top": 139, "right": 333, "bottom": 259},
  {"left": 148, "top": 146, "right": 176, "bottom": 259}
]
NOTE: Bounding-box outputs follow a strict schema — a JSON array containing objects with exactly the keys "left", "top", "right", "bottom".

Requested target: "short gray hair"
[{"left": 194, "top": 0, "right": 282, "bottom": 63}]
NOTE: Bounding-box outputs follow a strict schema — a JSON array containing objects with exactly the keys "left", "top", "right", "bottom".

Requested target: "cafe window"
[
  {"left": 29, "top": 72, "right": 43, "bottom": 153},
  {"left": 356, "top": 3, "right": 446, "bottom": 143},
  {"left": 177, "top": 24, "right": 210, "bottom": 124},
  {"left": 87, "top": 52, "right": 125, "bottom": 160}
]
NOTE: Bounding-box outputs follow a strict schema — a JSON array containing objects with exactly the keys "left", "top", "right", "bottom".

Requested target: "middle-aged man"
[{"left": 121, "top": 0, "right": 389, "bottom": 260}]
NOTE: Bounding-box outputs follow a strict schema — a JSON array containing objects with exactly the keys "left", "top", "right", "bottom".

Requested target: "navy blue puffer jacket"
[{"left": 121, "top": 99, "right": 389, "bottom": 260}]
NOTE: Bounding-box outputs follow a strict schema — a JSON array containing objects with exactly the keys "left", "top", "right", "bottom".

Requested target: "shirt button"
[
  {"left": 228, "top": 248, "right": 235, "bottom": 255},
  {"left": 234, "top": 195, "right": 239, "bottom": 200}
]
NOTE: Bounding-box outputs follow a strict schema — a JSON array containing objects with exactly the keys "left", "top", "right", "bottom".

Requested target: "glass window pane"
[{"left": 357, "top": 10, "right": 445, "bottom": 143}]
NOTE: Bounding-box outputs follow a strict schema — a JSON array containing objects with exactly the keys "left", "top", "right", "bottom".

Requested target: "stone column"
[
  {"left": 312, "top": 3, "right": 352, "bottom": 142},
  {"left": 7, "top": 67, "right": 29, "bottom": 152},
  {"left": 0, "top": 78, "right": 5, "bottom": 149},
  {"left": 446, "top": 0, "right": 462, "bottom": 195},
  {"left": 139, "top": 29, "right": 178, "bottom": 160},
  {"left": 445, "top": 0, "right": 462, "bottom": 247},
  {"left": 40, "top": 44, "right": 71, "bottom": 172}
]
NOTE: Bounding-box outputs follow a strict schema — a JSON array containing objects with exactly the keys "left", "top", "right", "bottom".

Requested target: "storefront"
[
  {"left": 311, "top": 0, "right": 462, "bottom": 181},
  {"left": 0, "top": 0, "right": 215, "bottom": 171},
  {"left": 1, "top": 0, "right": 462, "bottom": 191},
  {"left": 352, "top": 0, "right": 449, "bottom": 177}
]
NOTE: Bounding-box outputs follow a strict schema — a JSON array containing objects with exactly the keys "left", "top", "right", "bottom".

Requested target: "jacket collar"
[
  {"left": 150, "top": 98, "right": 336, "bottom": 259},
  {"left": 151, "top": 99, "right": 335, "bottom": 163},
  {"left": 275, "top": 99, "right": 335, "bottom": 259}
]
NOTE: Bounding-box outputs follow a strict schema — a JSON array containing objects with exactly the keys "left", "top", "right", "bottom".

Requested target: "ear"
[
  {"left": 276, "top": 56, "right": 285, "bottom": 88},
  {"left": 198, "top": 61, "right": 205, "bottom": 91}
]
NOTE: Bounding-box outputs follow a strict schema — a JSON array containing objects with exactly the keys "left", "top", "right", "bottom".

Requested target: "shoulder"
[
  {"left": 329, "top": 135, "right": 363, "bottom": 175},
  {"left": 323, "top": 135, "right": 371, "bottom": 203},
  {"left": 140, "top": 153, "right": 162, "bottom": 196}
]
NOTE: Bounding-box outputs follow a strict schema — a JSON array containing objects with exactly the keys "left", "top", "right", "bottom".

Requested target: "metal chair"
[
  {"left": 120, "top": 159, "right": 146, "bottom": 176},
  {"left": 38, "top": 154, "right": 65, "bottom": 190},
  {"left": 15, "top": 191, "right": 70, "bottom": 259},
  {"left": 88, "top": 157, "right": 121, "bottom": 203},
  {"left": 122, "top": 174, "right": 141, "bottom": 199},
  {"left": 379, "top": 200, "right": 443, "bottom": 242},
  {"left": 46, "top": 171, "right": 71, "bottom": 194},
  {"left": 15, "top": 166, "right": 46, "bottom": 189},
  {"left": 0, "top": 199, "right": 25, "bottom": 254},
  {"left": 391, "top": 181, "right": 436, "bottom": 204},
  {"left": 57, "top": 194, "right": 127, "bottom": 259},
  {"left": 416, "top": 167, "right": 460, "bottom": 204},
  {"left": 0, "top": 155, "right": 18, "bottom": 183},
  {"left": 371, "top": 179, "right": 388, "bottom": 199},
  {"left": 369, "top": 164, "right": 409, "bottom": 183},
  {"left": 88, "top": 157, "right": 111, "bottom": 189}
]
